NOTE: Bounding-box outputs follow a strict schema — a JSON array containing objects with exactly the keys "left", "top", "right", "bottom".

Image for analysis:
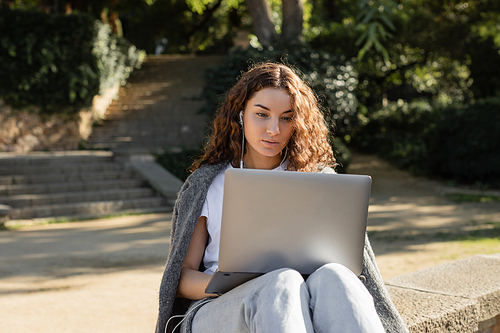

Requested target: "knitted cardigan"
[{"left": 155, "top": 162, "right": 408, "bottom": 333}]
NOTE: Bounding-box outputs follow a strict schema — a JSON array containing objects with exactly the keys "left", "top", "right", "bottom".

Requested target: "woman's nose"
[{"left": 267, "top": 119, "right": 280, "bottom": 135}]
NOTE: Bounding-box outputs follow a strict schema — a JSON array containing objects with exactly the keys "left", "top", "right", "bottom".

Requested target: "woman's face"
[{"left": 242, "top": 88, "right": 294, "bottom": 169}]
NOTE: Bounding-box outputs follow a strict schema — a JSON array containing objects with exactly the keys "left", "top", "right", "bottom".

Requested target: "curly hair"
[{"left": 190, "top": 62, "right": 336, "bottom": 173}]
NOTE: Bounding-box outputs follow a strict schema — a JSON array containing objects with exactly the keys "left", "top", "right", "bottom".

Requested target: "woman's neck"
[{"left": 242, "top": 154, "right": 282, "bottom": 170}]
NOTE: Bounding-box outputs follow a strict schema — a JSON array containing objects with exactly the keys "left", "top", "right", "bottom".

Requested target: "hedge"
[
  {"left": 0, "top": 9, "right": 144, "bottom": 114},
  {"left": 351, "top": 97, "right": 500, "bottom": 188},
  {"left": 427, "top": 98, "right": 500, "bottom": 187},
  {"left": 350, "top": 100, "right": 440, "bottom": 173}
]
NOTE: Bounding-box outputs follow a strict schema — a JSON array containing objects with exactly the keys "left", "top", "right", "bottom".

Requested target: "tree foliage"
[
  {"left": 0, "top": 9, "right": 143, "bottom": 114},
  {"left": 6, "top": 0, "right": 500, "bottom": 186},
  {"left": 309, "top": 0, "right": 500, "bottom": 108},
  {"left": 354, "top": 0, "right": 398, "bottom": 61}
]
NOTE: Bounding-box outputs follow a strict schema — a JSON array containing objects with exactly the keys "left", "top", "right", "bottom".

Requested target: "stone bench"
[{"left": 386, "top": 253, "right": 500, "bottom": 332}]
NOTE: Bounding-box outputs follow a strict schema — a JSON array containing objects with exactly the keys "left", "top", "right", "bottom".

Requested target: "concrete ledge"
[
  {"left": 130, "top": 161, "right": 183, "bottom": 200},
  {"left": 387, "top": 285, "right": 479, "bottom": 332},
  {"left": 114, "top": 152, "right": 183, "bottom": 201},
  {"left": 0, "top": 204, "right": 11, "bottom": 224},
  {"left": 387, "top": 253, "right": 500, "bottom": 332}
]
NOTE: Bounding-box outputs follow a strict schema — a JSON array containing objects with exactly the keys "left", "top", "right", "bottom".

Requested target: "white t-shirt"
[{"left": 200, "top": 162, "right": 288, "bottom": 274}]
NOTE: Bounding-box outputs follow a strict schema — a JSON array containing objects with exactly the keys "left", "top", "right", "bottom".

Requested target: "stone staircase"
[
  {"left": 0, "top": 151, "right": 170, "bottom": 221},
  {"left": 0, "top": 55, "right": 221, "bottom": 223},
  {"left": 87, "top": 55, "right": 222, "bottom": 153}
]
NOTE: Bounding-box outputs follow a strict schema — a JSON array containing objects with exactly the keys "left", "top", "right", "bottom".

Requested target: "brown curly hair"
[{"left": 190, "top": 62, "right": 336, "bottom": 172}]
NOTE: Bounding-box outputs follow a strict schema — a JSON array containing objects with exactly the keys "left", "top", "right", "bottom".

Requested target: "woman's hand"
[{"left": 176, "top": 216, "right": 218, "bottom": 300}]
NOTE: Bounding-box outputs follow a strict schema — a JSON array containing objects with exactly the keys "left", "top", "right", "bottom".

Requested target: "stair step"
[
  {"left": 0, "top": 151, "right": 113, "bottom": 167},
  {"left": 0, "top": 170, "right": 135, "bottom": 185},
  {"left": 90, "top": 137, "right": 190, "bottom": 144},
  {"left": 0, "top": 179, "right": 143, "bottom": 196},
  {"left": 0, "top": 161, "right": 124, "bottom": 176},
  {"left": 9, "top": 197, "right": 168, "bottom": 220},
  {"left": 0, "top": 188, "right": 154, "bottom": 208},
  {"left": 103, "top": 126, "right": 205, "bottom": 134},
  {"left": 86, "top": 142, "right": 120, "bottom": 150}
]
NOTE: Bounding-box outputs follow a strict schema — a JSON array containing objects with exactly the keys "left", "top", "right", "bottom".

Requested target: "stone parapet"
[
  {"left": 0, "top": 204, "right": 11, "bottom": 225},
  {"left": 387, "top": 253, "right": 500, "bottom": 332},
  {"left": 114, "top": 151, "right": 183, "bottom": 202}
]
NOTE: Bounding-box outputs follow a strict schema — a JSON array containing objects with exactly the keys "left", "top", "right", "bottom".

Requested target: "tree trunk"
[
  {"left": 282, "top": 0, "right": 303, "bottom": 42},
  {"left": 245, "top": 0, "right": 279, "bottom": 45}
]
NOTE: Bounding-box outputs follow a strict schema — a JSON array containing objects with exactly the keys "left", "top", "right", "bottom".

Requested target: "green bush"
[
  {"left": 331, "top": 137, "right": 351, "bottom": 173},
  {"left": 427, "top": 98, "right": 500, "bottom": 187},
  {"left": 351, "top": 100, "right": 440, "bottom": 173},
  {"left": 0, "top": 9, "right": 144, "bottom": 114},
  {"left": 468, "top": 37, "right": 500, "bottom": 99},
  {"left": 155, "top": 148, "right": 203, "bottom": 181},
  {"left": 352, "top": 98, "right": 500, "bottom": 188}
]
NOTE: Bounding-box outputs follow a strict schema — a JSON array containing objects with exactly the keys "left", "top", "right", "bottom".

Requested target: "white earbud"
[{"left": 239, "top": 111, "right": 244, "bottom": 127}]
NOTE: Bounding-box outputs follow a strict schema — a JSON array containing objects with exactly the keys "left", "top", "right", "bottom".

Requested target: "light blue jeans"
[{"left": 191, "top": 263, "right": 385, "bottom": 333}]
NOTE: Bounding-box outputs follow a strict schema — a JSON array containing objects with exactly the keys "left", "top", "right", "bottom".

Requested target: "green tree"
[
  {"left": 309, "top": 0, "right": 500, "bottom": 108},
  {"left": 245, "top": 0, "right": 303, "bottom": 44}
]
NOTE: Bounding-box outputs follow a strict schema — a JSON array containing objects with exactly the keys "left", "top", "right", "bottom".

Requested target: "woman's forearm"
[{"left": 176, "top": 267, "right": 218, "bottom": 300}]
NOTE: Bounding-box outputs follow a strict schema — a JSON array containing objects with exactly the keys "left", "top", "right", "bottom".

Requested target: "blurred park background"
[
  {"left": 1, "top": 0, "right": 499, "bottom": 188},
  {"left": 1, "top": 2, "right": 500, "bottom": 331}
]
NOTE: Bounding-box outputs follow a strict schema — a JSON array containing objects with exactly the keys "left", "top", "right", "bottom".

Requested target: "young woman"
[{"left": 155, "top": 63, "right": 408, "bottom": 333}]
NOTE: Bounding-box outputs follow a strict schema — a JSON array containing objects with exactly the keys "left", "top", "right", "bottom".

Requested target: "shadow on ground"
[{"left": 0, "top": 213, "right": 171, "bottom": 291}]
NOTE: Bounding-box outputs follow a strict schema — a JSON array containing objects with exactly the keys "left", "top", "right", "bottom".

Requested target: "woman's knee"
[
  {"left": 307, "top": 263, "right": 374, "bottom": 304},
  {"left": 240, "top": 268, "right": 307, "bottom": 315},
  {"left": 260, "top": 268, "right": 305, "bottom": 289},
  {"left": 239, "top": 268, "right": 304, "bottom": 300},
  {"left": 307, "top": 263, "right": 359, "bottom": 287},
  {"left": 237, "top": 269, "right": 314, "bottom": 332}
]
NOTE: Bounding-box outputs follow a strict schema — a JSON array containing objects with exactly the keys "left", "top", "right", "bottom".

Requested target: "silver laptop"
[{"left": 205, "top": 168, "right": 371, "bottom": 295}]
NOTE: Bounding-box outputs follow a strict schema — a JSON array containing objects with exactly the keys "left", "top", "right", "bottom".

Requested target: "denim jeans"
[{"left": 191, "top": 263, "right": 385, "bottom": 333}]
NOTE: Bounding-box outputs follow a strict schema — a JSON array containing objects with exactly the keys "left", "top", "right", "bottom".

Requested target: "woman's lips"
[{"left": 262, "top": 140, "right": 279, "bottom": 147}]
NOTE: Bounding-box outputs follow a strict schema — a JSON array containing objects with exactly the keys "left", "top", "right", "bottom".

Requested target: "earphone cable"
[
  {"left": 240, "top": 125, "right": 245, "bottom": 169},
  {"left": 165, "top": 299, "right": 213, "bottom": 333}
]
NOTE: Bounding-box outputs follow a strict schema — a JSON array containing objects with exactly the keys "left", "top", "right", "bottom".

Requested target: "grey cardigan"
[{"left": 155, "top": 162, "right": 408, "bottom": 333}]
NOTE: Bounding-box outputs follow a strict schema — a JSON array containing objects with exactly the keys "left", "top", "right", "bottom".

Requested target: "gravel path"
[{"left": 0, "top": 214, "right": 169, "bottom": 333}]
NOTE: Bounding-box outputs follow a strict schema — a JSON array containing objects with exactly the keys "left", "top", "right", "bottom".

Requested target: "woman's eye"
[
  {"left": 256, "top": 113, "right": 268, "bottom": 118},
  {"left": 281, "top": 116, "right": 293, "bottom": 122}
]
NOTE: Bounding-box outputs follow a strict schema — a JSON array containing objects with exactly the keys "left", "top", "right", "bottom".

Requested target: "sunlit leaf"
[{"left": 186, "top": 0, "right": 216, "bottom": 15}]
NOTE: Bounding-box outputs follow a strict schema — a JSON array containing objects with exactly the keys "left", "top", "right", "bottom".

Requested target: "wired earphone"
[
  {"left": 239, "top": 111, "right": 245, "bottom": 168},
  {"left": 165, "top": 299, "right": 213, "bottom": 333}
]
